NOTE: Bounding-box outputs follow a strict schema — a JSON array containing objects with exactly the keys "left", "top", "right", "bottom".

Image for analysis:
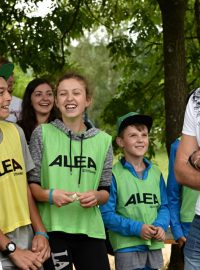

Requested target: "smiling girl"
[
  {"left": 28, "top": 73, "right": 113, "bottom": 270},
  {"left": 18, "top": 78, "right": 58, "bottom": 144}
]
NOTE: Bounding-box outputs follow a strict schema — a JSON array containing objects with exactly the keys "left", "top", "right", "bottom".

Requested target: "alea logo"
[
  {"left": 125, "top": 193, "right": 159, "bottom": 206},
  {"left": 49, "top": 155, "right": 97, "bottom": 170},
  {"left": 0, "top": 159, "right": 22, "bottom": 176}
]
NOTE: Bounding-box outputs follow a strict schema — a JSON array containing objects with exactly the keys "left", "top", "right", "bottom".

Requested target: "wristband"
[
  {"left": 49, "top": 189, "right": 54, "bottom": 205},
  {"left": 35, "top": 231, "right": 49, "bottom": 240}
]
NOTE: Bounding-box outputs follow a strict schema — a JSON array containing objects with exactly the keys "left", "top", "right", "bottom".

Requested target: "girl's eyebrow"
[
  {"left": 58, "top": 88, "right": 82, "bottom": 91},
  {"left": 34, "top": 89, "right": 52, "bottom": 93},
  {"left": 0, "top": 87, "right": 7, "bottom": 90}
]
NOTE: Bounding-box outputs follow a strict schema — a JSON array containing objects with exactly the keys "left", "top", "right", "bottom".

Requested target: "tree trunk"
[
  {"left": 157, "top": 1, "right": 188, "bottom": 269},
  {"left": 157, "top": 0, "right": 188, "bottom": 156}
]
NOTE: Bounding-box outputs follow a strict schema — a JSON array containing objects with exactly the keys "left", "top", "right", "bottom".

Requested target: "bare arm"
[
  {"left": 0, "top": 229, "right": 13, "bottom": 252},
  {"left": 0, "top": 228, "right": 42, "bottom": 270},
  {"left": 29, "top": 183, "right": 74, "bottom": 207},
  {"left": 174, "top": 134, "right": 200, "bottom": 190},
  {"left": 28, "top": 184, "right": 47, "bottom": 233},
  {"left": 27, "top": 185, "right": 51, "bottom": 262}
]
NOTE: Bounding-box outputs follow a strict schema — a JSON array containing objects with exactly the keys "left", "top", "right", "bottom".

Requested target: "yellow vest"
[{"left": 0, "top": 121, "right": 31, "bottom": 233}]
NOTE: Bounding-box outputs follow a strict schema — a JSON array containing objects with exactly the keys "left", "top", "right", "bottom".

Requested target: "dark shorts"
[{"left": 43, "top": 232, "right": 110, "bottom": 270}]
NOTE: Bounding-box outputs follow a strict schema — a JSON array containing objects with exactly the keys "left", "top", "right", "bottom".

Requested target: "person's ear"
[
  {"left": 55, "top": 96, "right": 59, "bottom": 108},
  {"left": 85, "top": 96, "right": 92, "bottom": 108},
  {"left": 116, "top": 136, "right": 124, "bottom": 148}
]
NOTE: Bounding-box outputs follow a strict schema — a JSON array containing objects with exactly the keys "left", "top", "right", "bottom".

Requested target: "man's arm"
[{"left": 175, "top": 134, "right": 200, "bottom": 190}]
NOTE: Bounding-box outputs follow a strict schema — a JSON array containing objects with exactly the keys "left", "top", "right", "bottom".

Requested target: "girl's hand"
[
  {"left": 77, "top": 191, "right": 99, "bottom": 208},
  {"left": 52, "top": 189, "right": 75, "bottom": 207},
  {"left": 32, "top": 234, "right": 51, "bottom": 263}
]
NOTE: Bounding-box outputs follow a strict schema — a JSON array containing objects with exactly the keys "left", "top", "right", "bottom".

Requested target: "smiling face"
[
  {"left": 55, "top": 78, "right": 91, "bottom": 123},
  {"left": 31, "top": 83, "right": 54, "bottom": 117},
  {"left": 116, "top": 124, "right": 149, "bottom": 159},
  {"left": 0, "top": 77, "right": 12, "bottom": 120}
]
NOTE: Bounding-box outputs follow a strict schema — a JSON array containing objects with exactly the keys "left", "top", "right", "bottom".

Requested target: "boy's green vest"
[
  {"left": 176, "top": 137, "right": 199, "bottom": 222},
  {"left": 109, "top": 161, "right": 164, "bottom": 251},
  {"left": 38, "top": 123, "right": 112, "bottom": 239},
  {"left": 180, "top": 184, "right": 198, "bottom": 222}
]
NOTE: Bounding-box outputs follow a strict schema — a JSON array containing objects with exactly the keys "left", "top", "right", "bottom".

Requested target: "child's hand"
[
  {"left": 32, "top": 234, "right": 51, "bottom": 262},
  {"left": 152, "top": 226, "right": 166, "bottom": 241},
  {"left": 9, "top": 248, "right": 43, "bottom": 270},
  {"left": 77, "top": 191, "right": 98, "bottom": 208},
  {"left": 176, "top": 236, "right": 186, "bottom": 248},
  {"left": 52, "top": 189, "right": 75, "bottom": 207},
  {"left": 141, "top": 224, "right": 157, "bottom": 240}
]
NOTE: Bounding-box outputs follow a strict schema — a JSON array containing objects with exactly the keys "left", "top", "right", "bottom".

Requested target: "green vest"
[
  {"left": 180, "top": 186, "right": 198, "bottom": 222},
  {"left": 0, "top": 121, "right": 31, "bottom": 233},
  {"left": 176, "top": 137, "right": 198, "bottom": 222},
  {"left": 109, "top": 161, "right": 164, "bottom": 251},
  {"left": 38, "top": 123, "right": 112, "bottom": 239}
]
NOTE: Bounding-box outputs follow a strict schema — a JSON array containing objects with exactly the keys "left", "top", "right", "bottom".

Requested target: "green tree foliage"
[
  {"left": 101, "top": 0, "right": 200, "bottom": 153},
  {"left": 2, "top": 1, "right": 200, "bottom": 268},
  {"left": 1, "top": 0, "right": 200, "bottom": 151},
  {"left": 68, "top": 36, "right": 121, "bottom": 129},
  {"left": 0, "top": 0, "right": 97, "bottom": 74},
  {"left": 13, "top": 65, "right": 33, "bottom": 98}
]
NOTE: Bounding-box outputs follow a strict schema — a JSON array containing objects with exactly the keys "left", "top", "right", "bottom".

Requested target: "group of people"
[{"left": 0, "top": 57, "right": 200, "bottom": 270}]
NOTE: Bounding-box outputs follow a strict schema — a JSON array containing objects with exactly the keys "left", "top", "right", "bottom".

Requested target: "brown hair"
[
  {"left": 17, "top": 78, "right": 58, "bottom": 143},
  {"left": 55, "top": 72, "right": 92, "bottom": 98},
  {"left": 118, "top": 123, "right": 149, "bottom": 138}
]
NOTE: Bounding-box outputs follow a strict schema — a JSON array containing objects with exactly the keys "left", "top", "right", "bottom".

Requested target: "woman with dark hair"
[{"left": 18, "top": 78, "right": 57, "bottom": 143}]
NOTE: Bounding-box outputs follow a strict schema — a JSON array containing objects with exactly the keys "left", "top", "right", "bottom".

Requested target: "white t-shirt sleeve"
[{"left": 182, "top": 95, "right": 196, "bottom": 136}]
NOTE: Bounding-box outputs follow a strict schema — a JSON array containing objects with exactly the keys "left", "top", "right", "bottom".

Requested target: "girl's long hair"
[{"left": 18, "top": 78, "right": 58, "bottom": 143}]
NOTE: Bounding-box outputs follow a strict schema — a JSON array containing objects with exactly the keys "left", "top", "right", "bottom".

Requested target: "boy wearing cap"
[
  {"left": 0, "top": 75, "right": 50, "bottom": 269},
  {"left": 100, "top": 112, "right": 170, "bottom": 270}
]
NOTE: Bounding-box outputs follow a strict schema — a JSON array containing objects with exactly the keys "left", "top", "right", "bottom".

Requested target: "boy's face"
[
  {"left": 116, "top": 124, "right": 149, "bottom": 158},
  {"left": 0, "top": 77, "right": 11, "bottom": 120}
]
